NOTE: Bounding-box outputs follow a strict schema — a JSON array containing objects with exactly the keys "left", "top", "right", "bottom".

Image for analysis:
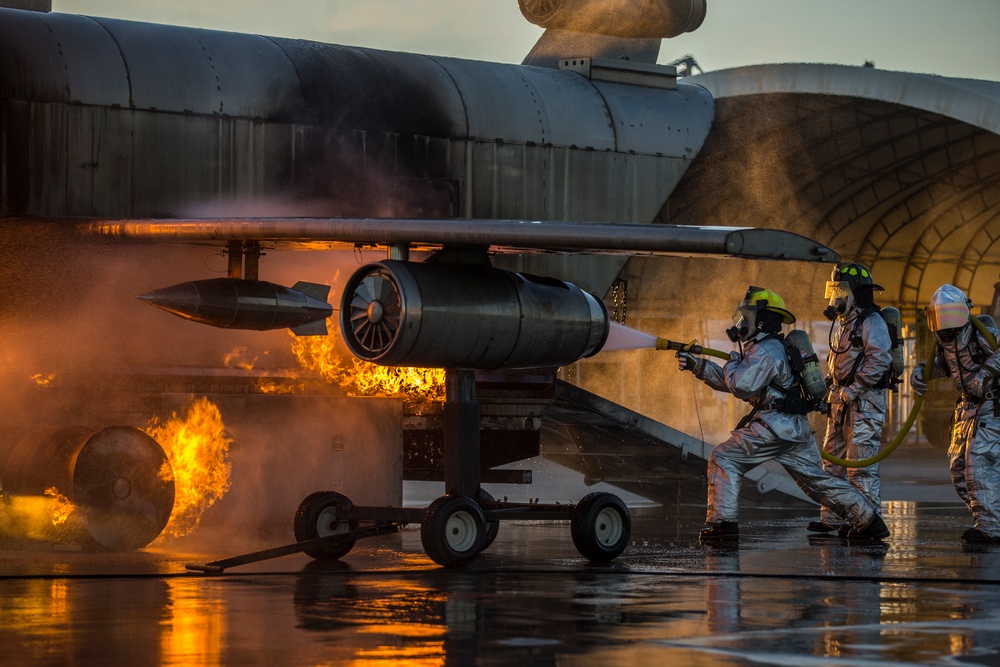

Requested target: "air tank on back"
[
  {"left": 785, "top": 329, "right": 828, "bottom": 401},
  {"left": 340, "top": 260, "right": 609, "bottom": 369},
  {"left": 518, "top": 0, "right": 707, "bottom": 39},
  {"left": 1, "top": 426, "right": 175, "bottom": 550},
  {"left": 880, "top": 306, "right": 905, "bottom": 380}
]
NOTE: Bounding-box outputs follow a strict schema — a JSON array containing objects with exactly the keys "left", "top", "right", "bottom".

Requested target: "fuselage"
[{"left": 0, "top": 8, "right": 713, "bottom": 227}]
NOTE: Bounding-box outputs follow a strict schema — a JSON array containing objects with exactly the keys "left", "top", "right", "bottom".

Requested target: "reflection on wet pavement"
[{"left": 4, "top": 502, "right": 1000, "bottom": 666}]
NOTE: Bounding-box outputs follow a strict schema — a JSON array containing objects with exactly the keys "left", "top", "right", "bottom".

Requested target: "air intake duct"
[
  {"left": 518, "top": 0, "right": 707, "bottom": 39},
  {"left": 341, "top": 260, "right": 609, "bottom": 369}
]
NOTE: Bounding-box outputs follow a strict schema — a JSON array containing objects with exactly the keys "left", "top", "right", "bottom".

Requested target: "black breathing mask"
[
  {"left": 823, "top": 302, "right": 844, "bottom": 321},
  {"left": 726, "top": 315, "right": 750, "bottom": 343}
]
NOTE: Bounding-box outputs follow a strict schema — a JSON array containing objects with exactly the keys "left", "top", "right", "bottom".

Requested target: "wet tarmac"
[{"left": 5, "top": 462, "right": 1000, "bottom": 667}]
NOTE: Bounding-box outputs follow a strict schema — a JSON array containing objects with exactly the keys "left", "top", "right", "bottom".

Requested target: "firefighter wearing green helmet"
[
  {"left": 676, "top": 285, "right": 889, "bottom": 542},
  {"left": 809, "top": 262, "right": 893, "bottom": 536}
]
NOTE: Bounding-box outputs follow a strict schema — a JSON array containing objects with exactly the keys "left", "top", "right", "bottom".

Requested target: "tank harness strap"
[
  {"left": 949, "top": 332, "right": 1000, "bottom": 417},
  {"left": 838, "top": 305, "right": 892, "bottom": 391}
]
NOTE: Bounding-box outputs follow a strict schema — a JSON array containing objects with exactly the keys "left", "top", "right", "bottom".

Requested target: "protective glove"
[
  {"left": 676, "top": 351, "right": 704, "bottom": 375},
  {"left": 837, "top": 385, "right": 856, "bottom": 406},
  {"left": 910, "top": 361, "right": 928, "bottom": 396}
]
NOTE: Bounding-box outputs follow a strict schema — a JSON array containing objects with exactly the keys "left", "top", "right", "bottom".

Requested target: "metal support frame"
[
  {"left": 225, "top": 240, "right": 262, "bottom": 280},
  {"left": 443, "top": 368, "right": 481, "bottom": 497}
]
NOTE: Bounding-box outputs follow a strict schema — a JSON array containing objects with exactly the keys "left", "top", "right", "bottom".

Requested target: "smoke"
[
  {"left": 0, "top": 220, "right": 410, "bottom": 547},
  {"left": 573, "top": 91, "right": 835, "bottom": 444}
]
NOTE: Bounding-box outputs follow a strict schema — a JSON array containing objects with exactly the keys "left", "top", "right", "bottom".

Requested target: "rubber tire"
[
  {"left": 421, "top": 494, "right": 487, "bottom": 567},
  {"left": 294, "top": 491, "right": 358, "bottom": 561},
  {"left": 475, "top": 488, "right": 500, "bottom": 550},
  {"left": 571, "top": 492, "right": 631, "bottom": 562}
]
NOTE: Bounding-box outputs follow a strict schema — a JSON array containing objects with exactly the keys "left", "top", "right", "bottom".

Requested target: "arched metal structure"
[{"left": 663, "top": 63, "right": 1000, "bottom": 315}]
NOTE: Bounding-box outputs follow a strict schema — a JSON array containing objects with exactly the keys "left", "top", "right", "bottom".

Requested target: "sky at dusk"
[{"left": 52, "top": 0, "right": 1000, "bottom": 82}]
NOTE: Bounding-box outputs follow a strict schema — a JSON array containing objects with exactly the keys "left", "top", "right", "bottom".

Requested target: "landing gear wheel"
[
  {"left": 475, "top": 489, "right": 500, "bottom": 550},
  {"left": 294, "top": 491, "right": 358, "bottom": 561},
  {"left": 421, "top": 494, "right": 487, "bottom": 567},
  {"left": 571, "top": 492, "right": 631, "bottom": 562}
]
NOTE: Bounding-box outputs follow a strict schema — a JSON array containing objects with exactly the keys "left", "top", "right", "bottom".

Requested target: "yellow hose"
[
  {"left": 818, "top": 349, "right": 933, "bottom": 468},
  {"left": 655, "top": 338, "right": 732, "bottom": 361},
  {"left": 972, "top": 314, "right": 999, "bottom": 350},
  {"left": 656, "top": 336, "right": 927, "bottom": 468},
  {"left": 823, "top": 315, "right": 997, "bottom": 468},
  {"left": 661, "top": 320, "right": 998, "bottom": 469}
]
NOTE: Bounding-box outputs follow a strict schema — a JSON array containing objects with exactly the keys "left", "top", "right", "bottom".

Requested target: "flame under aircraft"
[{"left": 0, "top": 0, "right": 839, "bottom": 566}]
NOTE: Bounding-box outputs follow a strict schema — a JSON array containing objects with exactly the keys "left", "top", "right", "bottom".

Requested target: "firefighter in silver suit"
[
  {"left": 677, "top": 286, "right": 890, "bottom": 542},
  {"left": 911, "top": 284, "right": 1000, "bottom": 543},
  {"left": 810, "top": 262, "right": 893, "bottom": 534}
]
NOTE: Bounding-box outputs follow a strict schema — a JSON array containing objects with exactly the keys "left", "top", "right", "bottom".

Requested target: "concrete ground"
[{"left": 4, "top": 441, "right": 1000, "bottom": 666}]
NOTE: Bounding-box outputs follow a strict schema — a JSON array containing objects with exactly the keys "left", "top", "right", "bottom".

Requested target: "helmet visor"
[
  {"left": 927, "top": 302, "right": 969, "bottom": 332},
  {"left": 824, "top": 280, "right": 852, "bottom": 301}
]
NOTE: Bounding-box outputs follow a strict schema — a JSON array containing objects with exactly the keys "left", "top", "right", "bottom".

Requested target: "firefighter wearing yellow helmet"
[
  {"left": 676, "top": 285, "right": 889, "bottom": 542},
  {"left": 911, "top": 284, "right": 1000, "bottom": 543},
  {"left": 810, "top": 262, "right": 893, "bottom": 536}
]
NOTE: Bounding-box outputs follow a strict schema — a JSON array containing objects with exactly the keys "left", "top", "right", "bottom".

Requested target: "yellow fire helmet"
[{"left": 735, "top": 287, "right": 796, "bottom": 325}]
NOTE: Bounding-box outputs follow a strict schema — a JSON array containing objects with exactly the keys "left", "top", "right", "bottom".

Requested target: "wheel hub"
[
  {"left": 594, "top": 507, "right": 624, "bottom": 546},
  {"left": 444, "top": 510, "right": 478, "bottom": 553}
]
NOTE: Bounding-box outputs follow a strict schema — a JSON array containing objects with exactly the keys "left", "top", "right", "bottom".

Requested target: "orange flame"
[
  {"left": 145, "top": 397, "right": 233, "bottom": 538},
  {"left": 44, "top": 487, "right": 75, "bottom": 526},
  {"left": 255, "top": 378, "right": 302, "bottom": 394},
  {"left": 30, "top": 372, "right": 56, "bottom": 387},
  {"left": 290, "top": 322, "right": 445, "bottom": 401},
  {"left": 223, "top": 346, "right": 258, "bottom": 370}
]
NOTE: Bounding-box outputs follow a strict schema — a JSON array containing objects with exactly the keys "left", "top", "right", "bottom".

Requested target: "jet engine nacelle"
[
  {"left": 518, "top": 0, "right": 707, "bottom": 39},
  {"left": 341, "top": 260, "right": 609, "bottom": 369}
]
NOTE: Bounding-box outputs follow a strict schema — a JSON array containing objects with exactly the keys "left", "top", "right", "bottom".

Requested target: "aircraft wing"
[{"left": 87, "top": 218, "right": 838, "bottom": 262}]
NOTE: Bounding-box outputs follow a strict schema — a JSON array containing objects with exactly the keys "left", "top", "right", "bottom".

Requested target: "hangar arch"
[{"left": 663, "top": 63, "right": 1000, "bottom": 315}]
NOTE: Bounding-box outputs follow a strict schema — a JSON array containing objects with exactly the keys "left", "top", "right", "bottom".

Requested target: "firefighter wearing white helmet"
[
  {"left": 676, "top": 286, "right": 889, "bottom": 542},
  {"left": 809, "top": 262, "right": 893, "bottom": 536},
  {"left": 911, "top": 284, "right": 1000, "bottom": 543}
]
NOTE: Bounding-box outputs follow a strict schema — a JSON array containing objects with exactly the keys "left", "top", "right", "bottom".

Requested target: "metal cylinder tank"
[
  {"left": 1, "top": 426, "right": 175, "bottom": 550},
  {"left": 340, "top": 260, "right": 609, "bottom": 369}
]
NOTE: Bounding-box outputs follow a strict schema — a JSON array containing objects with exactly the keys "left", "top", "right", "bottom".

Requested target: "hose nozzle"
[{"left": 655, "top": 337, "right": 731, "bottom": 360}]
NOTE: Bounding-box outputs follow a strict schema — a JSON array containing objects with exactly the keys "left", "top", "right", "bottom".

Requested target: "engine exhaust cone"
[{"left": 1, "top": 426, "right": 175, "bottom": 550}]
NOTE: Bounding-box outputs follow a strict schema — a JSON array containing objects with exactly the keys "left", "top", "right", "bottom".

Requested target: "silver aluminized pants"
[
  {"left": 949, "top": 402, "right": 1000, "bottom": 537},
  {"left": 706, "top": 418, "right": 878, "bottom": 528},
  {"left": 819, "top": 391, "right": 885, "bottom": 525}
]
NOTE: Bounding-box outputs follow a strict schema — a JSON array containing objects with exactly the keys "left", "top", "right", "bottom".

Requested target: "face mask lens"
[{"left": 824, "top": 281, "right": 850, "bottom": 300}]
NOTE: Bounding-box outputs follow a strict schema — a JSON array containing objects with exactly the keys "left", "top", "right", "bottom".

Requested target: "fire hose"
[{"left": 656, "top": 317, "right": 999, "bottom": 469}]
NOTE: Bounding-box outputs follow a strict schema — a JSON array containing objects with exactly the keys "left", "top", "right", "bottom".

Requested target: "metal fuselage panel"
[{"left": 0, "top": 8, "right": 714, "bottom": 228}]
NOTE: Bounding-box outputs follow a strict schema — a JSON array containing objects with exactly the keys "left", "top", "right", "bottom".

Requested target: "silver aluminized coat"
[
  {"left": 930, "top": 322, "right": 1000, "bottom": 537},
  {"left": 819, "top": 309, "right": 892, "bottom": 525},
  {"left": 693, "top": 333, "right": 879, "bottom": 527}
]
